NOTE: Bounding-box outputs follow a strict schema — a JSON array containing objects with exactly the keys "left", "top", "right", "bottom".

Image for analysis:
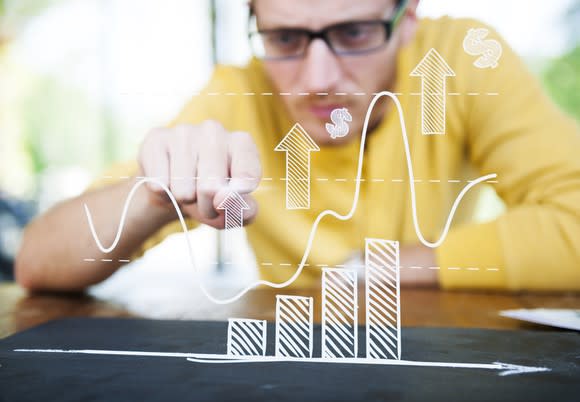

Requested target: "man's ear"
[{"left": 398, "top": 0, "right": 420, "bottom": 47}]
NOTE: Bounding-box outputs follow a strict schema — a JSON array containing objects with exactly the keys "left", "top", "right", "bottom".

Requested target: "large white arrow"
[
  {"left": 410, "top": 48, "right": 455, "bottom": 135},
  {"left": 14, "top": 349, "right": 550, "bottom": 377},
  {"left": 275, "top": 123, "right": 320, "bottom": 209},
  {"left": 217, "top": 191, "right": 249, "bottom": 258}
]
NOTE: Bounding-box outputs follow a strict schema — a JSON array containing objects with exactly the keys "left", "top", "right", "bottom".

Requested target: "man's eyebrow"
[
  {"left": 257, "top": 13, "right": 389, "bottom": 31},
  {"left": 254, "top": 3, "right": 399, "bottom": 31}
]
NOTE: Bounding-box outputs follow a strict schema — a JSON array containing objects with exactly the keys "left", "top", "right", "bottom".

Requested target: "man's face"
[{"left": 253, "top": 0, "right": 406, "bottom": 146}]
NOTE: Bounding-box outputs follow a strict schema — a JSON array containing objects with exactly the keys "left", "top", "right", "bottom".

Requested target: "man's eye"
[
  {"left": 334, "top": 24, "right": 375, "bottom": 46},
  {"left": 269, "top": 31, "right": 301, "bottom": 46},
  {"left": 343, "top": 26, "right": 365, "bottom": 38}
]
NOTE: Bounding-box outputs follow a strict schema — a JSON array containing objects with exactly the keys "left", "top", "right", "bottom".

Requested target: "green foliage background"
[{"left": 542, "top": 45, "right": 580, "bottom": 121}]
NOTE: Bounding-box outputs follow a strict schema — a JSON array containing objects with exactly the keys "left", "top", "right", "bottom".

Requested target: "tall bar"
[
  {"left": 227, "top": 318, "right": 267, "bottom": 357},
  {"left": 321, "top": 268, "right": 358, "bottom": 358},
  {"left": 275, "top": 295, "right": 313, "bottom": 358},
  {"left": 365, "top": 238, "right": 401, "bottom": 360}
]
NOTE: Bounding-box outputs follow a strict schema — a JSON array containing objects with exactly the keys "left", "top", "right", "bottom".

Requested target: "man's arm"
[
  {"left": 15, "top": 122, "right": 262, "bottom": 292},
  {"left": 15, "top": 179, "right": 174, "bottom": 291}
]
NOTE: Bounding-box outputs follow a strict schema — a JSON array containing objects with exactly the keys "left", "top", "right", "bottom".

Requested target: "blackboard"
[{"left": 0, "top": 318, "right": 578, "bottom": 402}]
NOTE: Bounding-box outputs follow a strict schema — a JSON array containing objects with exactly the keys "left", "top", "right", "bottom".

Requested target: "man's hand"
[
  {"left": 138, "top": 121, "right": 262, "bottom": 228},
  {"left": 399, "top": 244, "right": 439, "bottom": 287}
]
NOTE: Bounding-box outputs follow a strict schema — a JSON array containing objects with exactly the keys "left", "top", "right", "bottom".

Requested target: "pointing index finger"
[{"left": 228, "top": 131, "right": 262, "bottom": 194}]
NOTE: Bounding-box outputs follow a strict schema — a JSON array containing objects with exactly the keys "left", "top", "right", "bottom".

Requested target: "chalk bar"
[{"left": 0, "top": 318, "right": 578, "bottom": 402}]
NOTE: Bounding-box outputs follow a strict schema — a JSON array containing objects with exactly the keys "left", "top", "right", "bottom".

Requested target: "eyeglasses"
[{"left": 248, "top": 0, "right": 408, "bottom": 61}]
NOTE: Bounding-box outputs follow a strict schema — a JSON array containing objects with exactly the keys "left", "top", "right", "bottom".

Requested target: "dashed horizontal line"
[
  {"left": 210, "top": 261, "right": 500, "bottom": 272},
  {"left": 84, "top": 256, "right": 502, "bottom": 272},
  {"left": 104, "top": 176, "right": 499, "bottom": 184},
  {"left": 119, "top": 91, "right": 501, "bottom": 97},
  {"left": 83, "top": 258, "right": 131, "bottom": 263}
]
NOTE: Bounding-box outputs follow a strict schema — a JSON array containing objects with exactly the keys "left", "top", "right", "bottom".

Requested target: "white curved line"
[{"left": 84, "top": 91, "right": 497, "bottom": 304}]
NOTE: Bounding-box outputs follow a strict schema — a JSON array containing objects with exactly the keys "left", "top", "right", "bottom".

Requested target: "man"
[{"left": 15, "top": 0, "right": 580, "bottom": 292}]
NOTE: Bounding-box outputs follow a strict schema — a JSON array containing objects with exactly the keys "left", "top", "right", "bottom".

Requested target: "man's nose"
[{"left": 299, "top": 39, "right": 342, "bottom": 93}]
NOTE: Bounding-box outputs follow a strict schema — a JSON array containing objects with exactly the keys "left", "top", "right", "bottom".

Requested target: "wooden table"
[{"left": 2, "top": 282, "right": 580, "bottom": 339}]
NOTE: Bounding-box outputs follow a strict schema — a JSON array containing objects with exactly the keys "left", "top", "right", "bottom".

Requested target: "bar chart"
[
  {"left": 226, "top": 238, "right": 401, "bottom": 361},
  {"left": 18, "top": 236, "right": 550, "bottom": 374}
]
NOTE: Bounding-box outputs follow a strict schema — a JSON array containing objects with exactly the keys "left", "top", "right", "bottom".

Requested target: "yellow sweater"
[{"left": 100, "top": 17, "right": 580, "bottom": 291}]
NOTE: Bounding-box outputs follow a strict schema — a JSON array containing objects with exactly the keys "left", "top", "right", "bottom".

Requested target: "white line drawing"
[
  {"left": 120, "top": 91, "right": 500, "bottom": 97},
  {"left": 274, "top": 123, "right": 320, "bottom": 209},
  {"left": 227, "top": 319, "right": 267, "bottom": 357},
  {"left": 16, "top": 237, "right": 548, "bottom": 376},
  {"left": 275, "top": 296, "right": 313, "bottom": 358},
  {"left": 84, "top": 91, "right": 497, "bottom": 305},
  {"left": 321, "top": 268, "right": 358, "bottom": 358},
  {"left": 463, "top": 28, "right": 502, "bottom": 69},
  {"left": 103, "top": 176, "right": 499, "bottom": 184},
  {"left": 216, "top": 191, "right": 249, "bottom": 258},
  {"left": 365, "top": 239, "right": 401, "bottom": 360},
  {"left": 14, "top": 350, "right": 550, "bottom": 376},
  {"left": 410, "top": 48, "right": 456, "bottom": 135},
  {"left": 325, "top": 107, "right": 352, "bottom": 139}
]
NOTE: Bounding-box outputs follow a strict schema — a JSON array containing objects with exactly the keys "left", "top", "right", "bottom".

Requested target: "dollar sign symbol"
[
  {"left": 463, "top": 28, "right": 502, "bottom": 69},
  {"left": 325, "top": 108, "right": 353, "bottom": 139}
]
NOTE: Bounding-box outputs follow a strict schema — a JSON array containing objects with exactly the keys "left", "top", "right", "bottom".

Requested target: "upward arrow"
[
  {"left": 275, "top": 123, "right": 320, "bottom": 209},
  {"left": 410, "top": 48, "right": 455, "bottom": 135},
  {"left": 217, "top": 191, "right": 250, "bottom": 258}
]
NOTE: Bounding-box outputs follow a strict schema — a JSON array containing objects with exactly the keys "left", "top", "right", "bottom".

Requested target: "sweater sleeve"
[{"left": 437, "top": 22, "right": 580, "bottom": 291}]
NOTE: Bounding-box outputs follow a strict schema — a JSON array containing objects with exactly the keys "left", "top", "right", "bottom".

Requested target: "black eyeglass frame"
[{"left": 248, "top": 0, "right": 409, "bottom": 61}]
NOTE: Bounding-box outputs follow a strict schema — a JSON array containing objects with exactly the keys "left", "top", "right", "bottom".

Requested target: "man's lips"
[{"left": 309, "top": 104, "right": 344, "bottom": 119}]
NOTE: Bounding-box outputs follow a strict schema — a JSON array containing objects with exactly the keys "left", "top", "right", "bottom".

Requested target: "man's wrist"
[{"left": 126, "top": 178, "right": 176, "bottom": 229}]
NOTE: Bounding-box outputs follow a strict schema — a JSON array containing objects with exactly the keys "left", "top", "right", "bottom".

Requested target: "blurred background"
[{"left": 0, "top": 0, "right": 578, "bottom": 293}]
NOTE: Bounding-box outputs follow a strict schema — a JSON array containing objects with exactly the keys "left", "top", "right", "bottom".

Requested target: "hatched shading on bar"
[
  {"left": 322, "top": 268, "right": 358, "bottom": 358},
  {"left": 365, "top": 239, "right": 401, "bottom": 360},
  {"left": 275, "top": 295, "right": 313, "bottom": 358},
  {"left": 227, "top": 319, "right": 267, "bottom": 357}
]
